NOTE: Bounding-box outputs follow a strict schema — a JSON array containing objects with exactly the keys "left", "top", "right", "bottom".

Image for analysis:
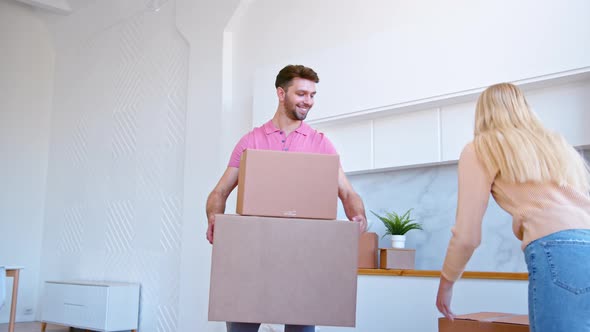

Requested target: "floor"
[{"left": 0, "top": 322, "right": 69, "bottom": 332}]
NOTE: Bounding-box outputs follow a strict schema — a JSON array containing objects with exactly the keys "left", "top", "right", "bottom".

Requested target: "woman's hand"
[{"left": 436, "top": 275, "right": 456, "bottom": 320}]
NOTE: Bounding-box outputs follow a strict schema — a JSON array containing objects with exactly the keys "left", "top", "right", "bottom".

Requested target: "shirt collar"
[{"left": 263, "top": 120, "right": 311, "bottom": 136}]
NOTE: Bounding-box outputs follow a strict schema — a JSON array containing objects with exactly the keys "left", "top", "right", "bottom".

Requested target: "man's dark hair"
[{"left": 275, "top": 65, "right": 319, "bottom": 91}]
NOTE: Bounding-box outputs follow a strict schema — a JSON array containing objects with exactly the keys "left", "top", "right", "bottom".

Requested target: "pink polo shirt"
[{"left": 228, "top": 120, "right": 338, "bottom": 168}]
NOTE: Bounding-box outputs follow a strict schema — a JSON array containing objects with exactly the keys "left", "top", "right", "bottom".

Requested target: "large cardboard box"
[
  {"left": 379, "top": 248, "right": 416, "bottom": 269},
  {"left": 209, "top": 214, "right": 359, "bottom": 327},
  {"left": 358, "top": 232, "right": 378, "bottom": 269},
  {"left": 439, "top": 312, "right": 529, "bottom": 332},
  {"left": 236, "top": 149, "right": 339, "bottom": 219}
]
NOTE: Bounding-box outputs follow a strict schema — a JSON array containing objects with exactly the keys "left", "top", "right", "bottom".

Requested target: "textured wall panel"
[
  {"left": 40, "top": 2, "right": 188, "bottom": 331},
  {"left": 160, "top": 196, "right": 182, "bottom": 252},
  {"left": 59, "top": 206, "right": 84, "bottom": 253},
  {"left": 106, "top": 200, "right": 135, "bottom": 252}
]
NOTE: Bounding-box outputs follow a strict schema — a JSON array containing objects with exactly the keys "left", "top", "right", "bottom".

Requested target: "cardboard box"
[
  {"left": 236, "top": 149, "right": 339, "bottom": 219},
  {"left": 358, "top": 232, "right": 378, "bottom": 269},
  {"left": 379, "top": 248, "right": 415, "bottom": 269},
  {"left": 209, "top": 214, "right": 359, "bottom": 327},
  {"left": 439, "top": 312, "right": 529, "bottom": 332}
]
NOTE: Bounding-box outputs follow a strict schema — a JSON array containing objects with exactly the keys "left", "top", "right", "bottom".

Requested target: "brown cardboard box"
[
  {"left": 358, "top": 232, "right": 378, "bottom": 268},
  {"left": 236, "top": 149, "right": 339, "bottom": 219},
  {"left": 379, "top": 248, "right": 415, "bottom": 269},
  {"left": 209, "top": 214, "right": 359, "bottom": 327},
  {"left": 439, "top": 312, "right": 529, "bottom": 332}
]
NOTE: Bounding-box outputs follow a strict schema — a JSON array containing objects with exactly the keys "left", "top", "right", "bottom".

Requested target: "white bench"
[{"left": 41, "top": 280, "right": 140, "bottom": 332}]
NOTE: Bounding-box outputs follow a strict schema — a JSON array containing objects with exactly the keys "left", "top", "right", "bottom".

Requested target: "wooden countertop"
[{"left": 358, "top": 269, "right": 528, "bottom": 280}]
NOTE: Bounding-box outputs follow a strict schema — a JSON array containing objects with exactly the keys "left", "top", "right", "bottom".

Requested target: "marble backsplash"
[{"left": 339, "top": 149, "right": 590, "bottom": 273}]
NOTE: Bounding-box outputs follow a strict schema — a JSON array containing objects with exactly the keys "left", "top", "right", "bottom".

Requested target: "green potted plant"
[{"left": 371, "top": 208, "right": 423, "bottom": 248}]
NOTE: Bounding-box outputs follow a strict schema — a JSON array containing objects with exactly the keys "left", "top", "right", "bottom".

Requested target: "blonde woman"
[{"left": 436, "top": 83, "right": 590, "bottom": 332}]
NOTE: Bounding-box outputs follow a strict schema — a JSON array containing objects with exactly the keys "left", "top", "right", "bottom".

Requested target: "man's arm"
[
  {"left": 206, "top": 167, "right": 239, "bottom": 244},
  {"left": 337, "top": 167, "right": 367, "bottom": 232}
]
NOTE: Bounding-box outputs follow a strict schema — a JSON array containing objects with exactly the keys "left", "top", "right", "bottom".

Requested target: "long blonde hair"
[{"left": 473, "top": 83, "right": 590, "bottom": 192}]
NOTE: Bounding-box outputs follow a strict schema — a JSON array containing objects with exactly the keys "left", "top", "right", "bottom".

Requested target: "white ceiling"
[
  {"left": 13, "top": 0, "right": 72, "bottom": 14},
  {"left": 12, "top": 0, "right": 169, "bottom": 15}
]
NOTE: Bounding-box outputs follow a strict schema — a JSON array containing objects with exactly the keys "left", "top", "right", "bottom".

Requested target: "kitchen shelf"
[{"left": 358, "top": 269, "right": 527, "bottom": 281}]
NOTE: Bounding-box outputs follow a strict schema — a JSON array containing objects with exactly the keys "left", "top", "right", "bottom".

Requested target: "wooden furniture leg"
[
  {"left": 41, "top": 322, "right": 47, "bottom": 332},
  {"left": 7, "top": 269, "right": 20, "bottom": 332}
]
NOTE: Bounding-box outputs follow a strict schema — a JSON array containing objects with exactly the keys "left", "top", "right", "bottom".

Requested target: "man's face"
[{"left": 279, "top": 78, "right": 316, "bottom": 121}]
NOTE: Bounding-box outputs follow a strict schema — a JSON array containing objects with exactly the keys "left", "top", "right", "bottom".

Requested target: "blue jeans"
[
  {"left": 525, "top": 229, "right": 590, "bottom": 332},
  {"left": 226, "top": 322, "right": 315, "bottom": 332}
]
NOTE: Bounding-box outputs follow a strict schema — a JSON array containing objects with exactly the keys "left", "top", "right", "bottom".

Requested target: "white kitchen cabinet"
[
  {"left": 440, "top": 101, "right": 476, "bottom": 162},
  {"left": 527, "top": 80, "right": 590, "bottom": 147},
  {"left": 373, "top": 108, "right": 440, "bottom": 168},
  {"left": 440, "top": 80, "right": 590, "bottom": 164},
  {"left": 316, "top": 120, "right": 373, "bottom": 172},
  {"left": 41, "top": 280, "right": 140, "bottom": 332},
  {"left": 303, "top": 73, "right": 590, "bottom": 174}
]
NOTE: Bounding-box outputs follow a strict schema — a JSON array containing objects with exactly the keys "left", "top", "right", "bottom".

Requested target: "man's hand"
[
  {"left": 338, "top": 167, "right": 367, "bottom": 232},
  {"left": 351, "top": 215, "right": 367, "bottom": 233},
  {"left": 206, "top": 214, "right": 215, "bottom": 244},
  {"left": 205, "top": 167, "right": 239, "bottom": 245}
]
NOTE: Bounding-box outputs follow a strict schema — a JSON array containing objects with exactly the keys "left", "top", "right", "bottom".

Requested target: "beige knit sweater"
[{"left": 441, "top": 143, "right": 590, "bottom": 282}]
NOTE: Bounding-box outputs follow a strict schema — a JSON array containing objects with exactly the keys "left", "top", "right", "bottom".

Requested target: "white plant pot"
[{"left": 391, "top": 235, "right": 406, "bottom": 249}]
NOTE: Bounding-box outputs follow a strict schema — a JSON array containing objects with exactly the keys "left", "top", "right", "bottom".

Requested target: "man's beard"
[{"left": 285, "top": 97, "right": 309, "bottom": 121}]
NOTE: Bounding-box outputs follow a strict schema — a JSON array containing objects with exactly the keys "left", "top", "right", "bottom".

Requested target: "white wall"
[
  {"left": 228, "top": 0, "right": 590, "bottom": 126},
  {"left": 0, "top": 1, "right": 242, "bottom": 331},
  {"left": 175, "top": 1, "right": 241, "bottom": 332},
  {"left": 36, "top": 1, "right": 190, "bottom": 331},
  {"left": 0, "top": 0, "right": 54, "bottom": 323}
]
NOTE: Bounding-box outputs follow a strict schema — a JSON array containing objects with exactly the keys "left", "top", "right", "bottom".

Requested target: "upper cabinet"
[
  {"left": 526, "top": 81, "right": 590, "bottom": 147},
  {"left": 314, "top": 75, "right": 590, "bottom": 173},
  {"left": 318, "top": 120, "right": 373, "bottom": 173},
  {"left": 440, "top": 102, "right": 476, "bottom": 162},
  {"left": 373, "top": 109, "right": 440, "bottom": 168}
]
